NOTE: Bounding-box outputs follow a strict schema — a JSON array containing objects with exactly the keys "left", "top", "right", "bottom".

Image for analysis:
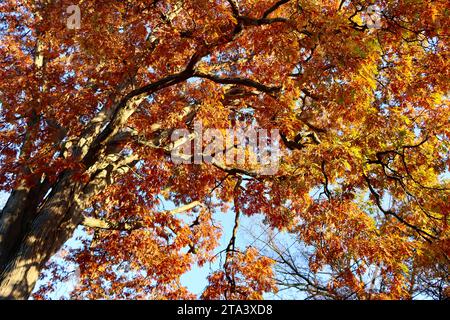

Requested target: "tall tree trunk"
[
  {"left": 0, "top": 172, "right": 82, "bottom": 299},
  {"left": 0, "top": 146, "right": 143, "bottom": 299},
  {"left": 0, "top": 181, "right": 49, "bottom": 272}
]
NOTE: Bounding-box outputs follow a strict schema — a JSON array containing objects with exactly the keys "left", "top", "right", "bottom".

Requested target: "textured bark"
[
  {"left": 0, "top": 182, "right": 49, "bottom": 273},
  {"left": 0, "top": 172, "right": 82, "bottom": 299},
  {"left": 0, "top": 149, "right": 139, "bottom": 299},
  {"left": 0, "top": 144, "right": 149, "bottom": 299},
  {"left": 0, "top": 189, "right": 31, "bottom": 271}
]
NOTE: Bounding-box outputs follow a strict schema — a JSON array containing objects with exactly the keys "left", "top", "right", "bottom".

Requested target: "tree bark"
[
  {"left": 0, "top": 172, "right": 82, "bottom": 299},
  {"left": 0, "top": 181, "right": 49, "bottom": 273}
]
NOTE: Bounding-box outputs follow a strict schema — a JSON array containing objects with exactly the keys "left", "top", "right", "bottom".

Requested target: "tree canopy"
[{"left": 0, "top": 0, "right": 448, "bottom": 300}]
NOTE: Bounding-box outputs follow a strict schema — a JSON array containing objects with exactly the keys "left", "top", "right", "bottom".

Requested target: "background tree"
[{"left": 0, "top": 0, "right": 448, "bottom": 299}]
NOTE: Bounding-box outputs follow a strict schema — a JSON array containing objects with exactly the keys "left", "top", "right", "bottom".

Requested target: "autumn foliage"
[{"left": 0, "top": 0, "right": 449, "bottom": 300}]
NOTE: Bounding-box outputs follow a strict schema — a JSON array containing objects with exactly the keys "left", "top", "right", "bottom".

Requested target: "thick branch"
[
  {"left": 82, "top": 201, "right": 204, "bottom": 231},
  {"left": 262, "top": 0, "right": 291, "bottom": 18},
  {"left": 194, "top": 72, "right": 281, "bottom": 95}
]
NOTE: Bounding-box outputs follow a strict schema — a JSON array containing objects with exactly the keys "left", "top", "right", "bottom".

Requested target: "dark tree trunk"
[{"left": 0, "top": 172, "right": 82, "bottom": 299}]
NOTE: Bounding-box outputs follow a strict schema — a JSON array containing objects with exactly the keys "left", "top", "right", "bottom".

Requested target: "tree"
[{"left": 0, "top": 0, "right": 448, "bottom": 300}]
